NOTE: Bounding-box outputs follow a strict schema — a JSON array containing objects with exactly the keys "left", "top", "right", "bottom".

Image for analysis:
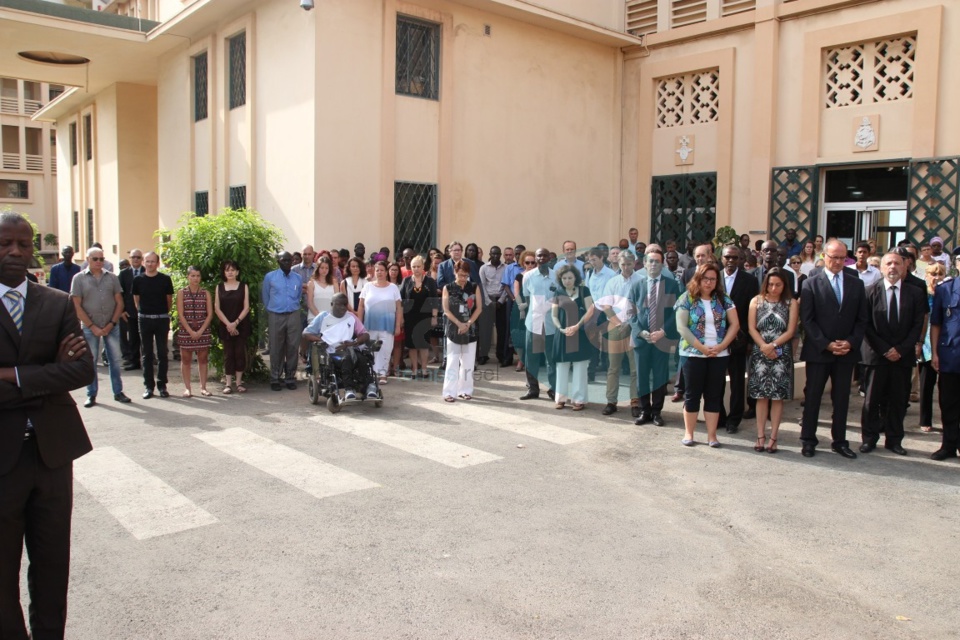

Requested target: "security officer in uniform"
[{"left": 929, "top": 247, "right": 960, "bottom": 461}]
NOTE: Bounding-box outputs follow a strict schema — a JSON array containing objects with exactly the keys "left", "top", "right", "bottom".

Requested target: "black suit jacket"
[
  {"left": 0, "top": 282, "right": 94, "bottom": 474},
  {"left": 800, "top": 269, "right": 869, "bottom": 364},
  {"left": 861, "top": 280, "right": 926, "bottom": 367},
  {"left": 724, "top": 269, "right": 759, "bottom": 351},
  {"left": 754, "top": 264, "right": 796, "bottom": 295},
  {"left": 627, "top": 276, "right": 681, "bottom": 346},
  {"left": 118, "top": 267, "right": 139, "bottom": 316}
]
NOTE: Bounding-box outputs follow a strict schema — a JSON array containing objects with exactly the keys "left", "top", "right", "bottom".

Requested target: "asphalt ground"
[{"left": 18, "top": 358, "right": 960, "bottom": 639}]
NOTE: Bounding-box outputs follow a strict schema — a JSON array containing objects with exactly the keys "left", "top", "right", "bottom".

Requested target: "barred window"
[
  {"left": 83, "top": 114, "right": 92, "bottom": 161},
  {"left": 72, "top": 211, "right": 79, "bottom": 248},
  {"left": 396, "top": 16, "right": 440, "bottom": 100},
  {"left": 0, "top": 179, "right": 28, "bottom": 199},
  {"left": 229, "top": 33, "right": 246, "bottom": 110},
  {"left": 86, "top": 209, "right": 94, "bottom": 248},
  {"left": 69, "top": 122, "right": 77, "bottom": 166},
  {"left": 229, "top": 185, "right": 246, "bottom": 210},
  {"left": 824, "top": 35, "right": 916, "bottom": 109},
  {"left": 195, "top": 190, "right": 209, "bottom": 216},
  {"left": 194, "top": 52, "right": 208, "bottom": 122},
  {"left": 394, "top": 182, "right": 437, "bottom": 254},
  {"left": 656, "top": 69, "right": 720, "bottom": 128}
]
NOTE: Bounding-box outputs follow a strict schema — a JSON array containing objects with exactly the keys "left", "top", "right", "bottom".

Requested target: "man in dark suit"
[
  {"left": 799, "top": 239, "right": 869, "bottom": 458},
  {"left": 118, "top": 248, "right": 144, "bottom": 370},
  {"left": 0, "top": 212, "right": 94, "bottom": 640},
  {"left": 755, "top": 240, "right": 796, "bottom": 294},
  {"left": 719, "top": 244, "right": 760, "bottom": 432},
  {"left": 680, "top": 243, "right": 714, "bottom": 286},
  {"left": 629, "top": 246, "right": 681, "bottom": 426},
  {"left": 859, "top": 251, "right": 926, "bottom": 455}
]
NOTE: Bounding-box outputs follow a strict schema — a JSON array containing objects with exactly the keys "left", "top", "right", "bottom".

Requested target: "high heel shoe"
[
  {"left": 767, "top": 437, "right": 778, "bottom": 454},
  {"left": 754, "top": 436, "right": 766, "bottom": 452}
]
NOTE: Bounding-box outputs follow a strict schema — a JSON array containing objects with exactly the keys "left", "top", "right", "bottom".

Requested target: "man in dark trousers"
[
  {"left": 859, "top": 251, "right": 925, "bottom": 455},
  {"left": 118, "top": 248, "right": 144, "bottom": 370},
  {"left": 719, "top": 244, "right": 759, "bottom": 432},
  {"left": 132, "top": 252, "right": 174, "bottom": 399},
  {"left": 629, "top": 246, "right": 680, "bottom": 426},
  {"left": 0, "top": 211, "right": 94, "bottom": 640},
  {"left": 799, "top": 239, "right": 869, "bottom": 459}
]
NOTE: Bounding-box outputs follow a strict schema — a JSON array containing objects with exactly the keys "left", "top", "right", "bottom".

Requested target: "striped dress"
[{"left": 179, "top": 287, "right": 212, "bottom": 351}]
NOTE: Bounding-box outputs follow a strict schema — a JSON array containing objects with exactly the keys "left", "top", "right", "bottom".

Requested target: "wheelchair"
[{"left": 306, "top": 340, "right": 384, "bottom": 414}]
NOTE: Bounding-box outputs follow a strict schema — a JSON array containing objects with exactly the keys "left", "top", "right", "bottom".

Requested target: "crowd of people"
[{"left": 35, "top": 225, "right": 960, "bottom": 463}]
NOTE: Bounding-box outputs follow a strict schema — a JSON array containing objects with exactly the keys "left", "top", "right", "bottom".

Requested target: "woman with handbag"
[{"left": 441, "top": 260, "right": 484, "bottom": 401}]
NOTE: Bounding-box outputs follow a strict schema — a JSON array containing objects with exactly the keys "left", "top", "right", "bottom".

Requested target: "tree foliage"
[{"left": 157, "top": 208, "right": 286, "bottom": 381}]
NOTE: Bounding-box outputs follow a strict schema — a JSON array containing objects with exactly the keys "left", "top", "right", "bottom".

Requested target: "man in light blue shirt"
[
  {"left": 585, "top": 247, "right": 616, "bottom": 381},
  {"left": 560, "top": 240, "right": 585, "bottom": 278},
  {"left": 519, "top": 248, "right": 557, "bottom": 400},
  {"left": 262, "top": 251, "right": 303, "bottom": 390}
]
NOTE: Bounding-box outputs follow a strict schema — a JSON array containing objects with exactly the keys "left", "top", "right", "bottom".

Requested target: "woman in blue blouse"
[{"left": 675, "top": 262, "right": 740, "bottom": 448}]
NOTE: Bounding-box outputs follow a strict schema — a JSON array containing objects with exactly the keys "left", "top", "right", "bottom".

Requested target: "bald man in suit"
[{"left": 0, "top": 212, "right": 94, "bottom": 640}]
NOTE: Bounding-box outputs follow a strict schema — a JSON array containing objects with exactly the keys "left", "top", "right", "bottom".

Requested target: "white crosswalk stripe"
[
  {"left": 404, "top": 398, "right": 596, "bottom": 445},
  {"left": 193, "top": 428, "right": 380, "bottom": 499},
  {"left": 74, "top": 447, "right": 218, "bottom": 540},
  {"left": 310, "top": 417, "right": 502, "bottom": 468}
]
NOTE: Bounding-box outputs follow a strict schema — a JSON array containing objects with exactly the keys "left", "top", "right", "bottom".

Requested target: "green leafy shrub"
[
  {"left": 157, "top": 208, "right": 285, "bottom": 381},
  {"left": 713, "top": 225, "right": 739, "bottom": 252}
]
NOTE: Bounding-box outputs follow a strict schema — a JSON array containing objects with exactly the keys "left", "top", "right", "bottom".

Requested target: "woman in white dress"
[{"left": 307, "top": 256, "right": 336, "bottom": 323}]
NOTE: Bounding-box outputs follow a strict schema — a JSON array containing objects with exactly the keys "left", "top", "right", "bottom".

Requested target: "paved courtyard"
[{"left": 24, "top": 361, "right": 960, "bottom": 639}]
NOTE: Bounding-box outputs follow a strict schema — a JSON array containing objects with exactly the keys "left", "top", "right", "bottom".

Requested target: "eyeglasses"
[
  {"left": 89, "top": 257, "right": 105, "bottom": 262},
  {"left": 701, "top": 276, "right": 718, "bottom": 282},
  {"left": 790, "top": 261, "right": 801, "bottom": 265},
  {"left": 524, "top": 261, "right": 536, "bottom": 266},
  {"left": 723, "top": 255, "right": 740, "bottom": 260},
  {"left": 825, "top": 254, "right": 846, "bottom": 261}
]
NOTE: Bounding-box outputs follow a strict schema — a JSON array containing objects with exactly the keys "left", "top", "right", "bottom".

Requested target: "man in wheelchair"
[{"left": 302, "top": 293, "right": 377, "bottom": 400}]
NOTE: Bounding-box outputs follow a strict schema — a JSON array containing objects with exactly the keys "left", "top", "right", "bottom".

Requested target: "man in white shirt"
[
  {"left": 519, "top": 248, "right": 556, "bottom": 400},
  {"left": 854, "top": 241, "right": 882, "bottom": 287},
  {"left": 302, "top": 293, "right": 372, "bottom": 399},
  {"left": 597, "top": 252, "right": 641, "bottom": 417},
  {"left": 560, "top": 240, "right": 585, "bottom": 278}
]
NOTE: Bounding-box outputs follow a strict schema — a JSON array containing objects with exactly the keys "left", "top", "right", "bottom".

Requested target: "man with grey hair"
[
  {"left": 70, "top": 247, "right": 130, "bottom": 406},
  {"left": 597, "top": 251, "right": 641, "bottom": 417}
]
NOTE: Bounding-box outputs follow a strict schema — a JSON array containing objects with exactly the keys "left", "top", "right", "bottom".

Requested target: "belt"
[
  {"left": 270, "top": 310, "right": 297, "bottom": 315},
  {"left": 24, "top": 430, "right": 33, "bottom": 441},
  {"left": 139, "top": 314, "right": 170, "bottom": 319}
]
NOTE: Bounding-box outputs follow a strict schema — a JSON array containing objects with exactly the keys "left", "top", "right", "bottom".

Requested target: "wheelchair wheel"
[
  {"left": 308, "top": 378, "right": 321, "bottom": 405},
  {"left": 374, "top": 388, "right": 383, "bottom": 408},
  {"left": 326, "top": 395, "right": 341, "bottom": 414}
]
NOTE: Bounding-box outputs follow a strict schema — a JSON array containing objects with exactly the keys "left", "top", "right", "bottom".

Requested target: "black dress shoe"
[
  {"left": 859, "top": 442, "right": 876, "bottom": 453},
  {"left": 885, "top": 444, "right": 908, "bottom": 456},
  {"left": 271, "top": 382, "right": 283, "bottom": 391},
  {"left": 547, "top": 389, "right": 555, "bottom": 401},
  {"left": 587, "top": 374, "right": 596, "bottom": 383},
  {"left": 930, "top": 448, "right": 958, "bottom": 461},
  {"left": 477, "top": 356, "right": 489, "bottom": 366},
  {"left": 143, "top": 389, "right": 154, "bottom": 399},
  {"left": 84, "top": 397, "right": 96, "bottom": 408},
  {"left": 651, "top": 413, "right": 665, "bottom": 427},
  {"left": 635, "top": 413, "right": 652, "bottom": 426},
  {"left": 726, "top": 424, "right": 739, "bottom": 435},
  {"left": 801, "top": 445, "right": 815, "bottom": 458},
  {"left": 286, "top": 382, "right": 298, "bottom": 390},
  {"left": 831, "top": 445, "right": 857, "bottom": 459},
  {"left": 158, "top": 388, "right": 170, "bottom": 398},
  {"left": 630, "top": 406, "right": 641, "bottom": 418},
  {"left": 114, "top": 393, "right": 132, "bottom": 404},
  {"left": 601, "top": 403, "right": 617, "bottom": 416},
  {"left": 123, "top": 363, "right": 141, "bottom": 371},
  {"left": 742, "top": 410, "right": 756, "bottom": 420},
  {"left": 519, "top": 391, "right": 539, "bottom": 400}
]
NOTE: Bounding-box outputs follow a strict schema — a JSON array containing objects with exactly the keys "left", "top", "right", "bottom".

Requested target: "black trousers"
[
  {"left": 723, "top": 348, "right": 750, "bottom": 426},
  {"left": 0, "top": 438, "right": 73, "bottom": 640},
  {"left": 139, "top": 317, "right": 170, "bottom": 391},
  {"left": 635, "top": 340, "right": 671, "bottom": 413},
  {"left": 919, "top": 361, "right": 938, "bottom": 427},
  {"left": 860, "top": 364, "right": 910, "bottom": 447},
  {"left": 801, "top": 359, "right": 856, "bottom": 448},
  {"left": 494, "top": 302, "right": 512, "bottom": 363},
  {"left": 682, "top": 356, "right": 728, "bottom": 413},
  {"left": 119, "top": 314, "right": 140, "bottom": 365},
  {"left": 938, "top": 371, "right": 960, "bottom": 451}
]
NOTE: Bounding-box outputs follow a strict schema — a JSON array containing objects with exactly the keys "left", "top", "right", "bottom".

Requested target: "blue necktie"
[
  {"left": 4, "top": 290, "right": 23, "bottom": 333},
  {"left": 832, "top": 274, "right": 842, "bottom": 305}
]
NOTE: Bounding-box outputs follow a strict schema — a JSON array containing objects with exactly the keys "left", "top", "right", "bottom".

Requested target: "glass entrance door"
[{"left": 823, "top": 202, "right": 906, "bottom": 255}]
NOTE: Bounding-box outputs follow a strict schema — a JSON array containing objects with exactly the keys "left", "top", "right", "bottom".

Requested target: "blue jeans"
[{"left": 83, "top": 324, "right": 124, "bottom": 397}]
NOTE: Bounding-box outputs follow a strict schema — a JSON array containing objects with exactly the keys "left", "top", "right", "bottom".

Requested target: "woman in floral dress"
[{"left": 177, "top": 266, "right": 214, "bottom": 397}]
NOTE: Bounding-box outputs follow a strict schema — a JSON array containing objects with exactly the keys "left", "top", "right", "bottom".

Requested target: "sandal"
[
  {"left": 236, "top": 385, "right": 247, "bottom": 393},
  {"left": 554, "top": 402, "right": 566, "bottom": 410},
  {"left": 444, "top": 396, "right": 456, "bottom": 403},
  {"left": 920, "top": 426, "right": 933, "bottom": 433},
  {"left": 182, "top": 390, "right": 192, "bottom": 398},
  {"left": 458, "top": 394, "right": 472, "bottom": 400},
  {"left": 754, "top": 436, "right": 766, "bottom": 452},
  {"left": 222, "top": 386, "right": 233, "bottom": 394},
  {"left": 767, "top": 438, "right": 778, "bottom": 454},
  {"left": 200, "top": 389, "right": 212, "bottom": 397},
  {"left": 379, "top": 377, "right": 388, "bottom": 385},
  {"left": 572, "top": 403, "right": 585, "bottom": 411}
]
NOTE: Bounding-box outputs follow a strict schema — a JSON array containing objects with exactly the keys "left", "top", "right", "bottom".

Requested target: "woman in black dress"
[
  {"left": 551, "top": 264, "right": 595, "bottom": 411},
  {"left": 400, "top": 255, "right": 439, "bottom": 378},
  {"left": 213, "top": 260, "right": 251, "bottom": 394}
]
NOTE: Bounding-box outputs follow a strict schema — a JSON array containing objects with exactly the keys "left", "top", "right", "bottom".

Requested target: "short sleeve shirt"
[{"left": 70, "top": 269, "right": 122, "bottom": 327}]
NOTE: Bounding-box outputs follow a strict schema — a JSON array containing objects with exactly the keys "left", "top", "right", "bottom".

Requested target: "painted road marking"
[
  {"left": 74, "top": 447, "right": 218, "bottom": 540},
  {"left": 194, "top": 428, "right": 380, "bottom": 499},
  {"left": 312, "top": 418, "right": 502, "bottom": 468}
]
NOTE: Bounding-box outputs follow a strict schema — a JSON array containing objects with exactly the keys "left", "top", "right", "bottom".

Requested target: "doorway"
[{"left": 822, "top": 165, "right": 908, "bottom": 255}]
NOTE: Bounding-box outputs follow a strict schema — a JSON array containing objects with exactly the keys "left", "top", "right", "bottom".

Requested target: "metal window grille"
[
  {"left": 770, "top": 167, "right": 818, "bottom": 243},
  {"left": 394, "top": 182, "right": 437, "bottom": 255},
  {"left": 907, "top": 158, "right": 960, "bottom": 245},
  {"left": 86, "top": 209, "right": 94, "bottom": 249},
  {"left": 229, "top": 32, "right": 246, "bottom": 110},
  {"left": 83, "top": 114, "right": 92, "bottom": 161},
  {"left": 72, "top": 211, "right": 79, "bottom": 248},
  {"left": 650, "top": 173, "right": 717, "bottom": 246},
  {"left": 194, "top": 52, "right": 208, "bottom": 122},
  {"left": 0, "top": 179, "right": 28, "bottom": 199},
  {"left": 396, "top": 17, "right": 440, "bottom": 100},
  {"left": 228, "top": 185, "right": 246, "bottom": 210},
  {"left": 48, "top": 85, "right": 64, "bottom": 101},
  {"left": 195, "top": 190, "right": 209, "bottom": 216},
  {"left": 69, "top": 123, "right": 77, "bottom": 166}
]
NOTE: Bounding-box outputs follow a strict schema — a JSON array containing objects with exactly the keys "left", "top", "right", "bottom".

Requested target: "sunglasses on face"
[
  {"left": 89, "top": 257, "right": 105, "bottom": 262},
  {"left": 524, "top": 261, "right": 536, "bottom": 265}
]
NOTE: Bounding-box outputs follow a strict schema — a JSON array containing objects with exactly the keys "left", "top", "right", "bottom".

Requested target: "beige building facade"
[{"left": 0, "top": 0, "right": 957, "bottom": 264}]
